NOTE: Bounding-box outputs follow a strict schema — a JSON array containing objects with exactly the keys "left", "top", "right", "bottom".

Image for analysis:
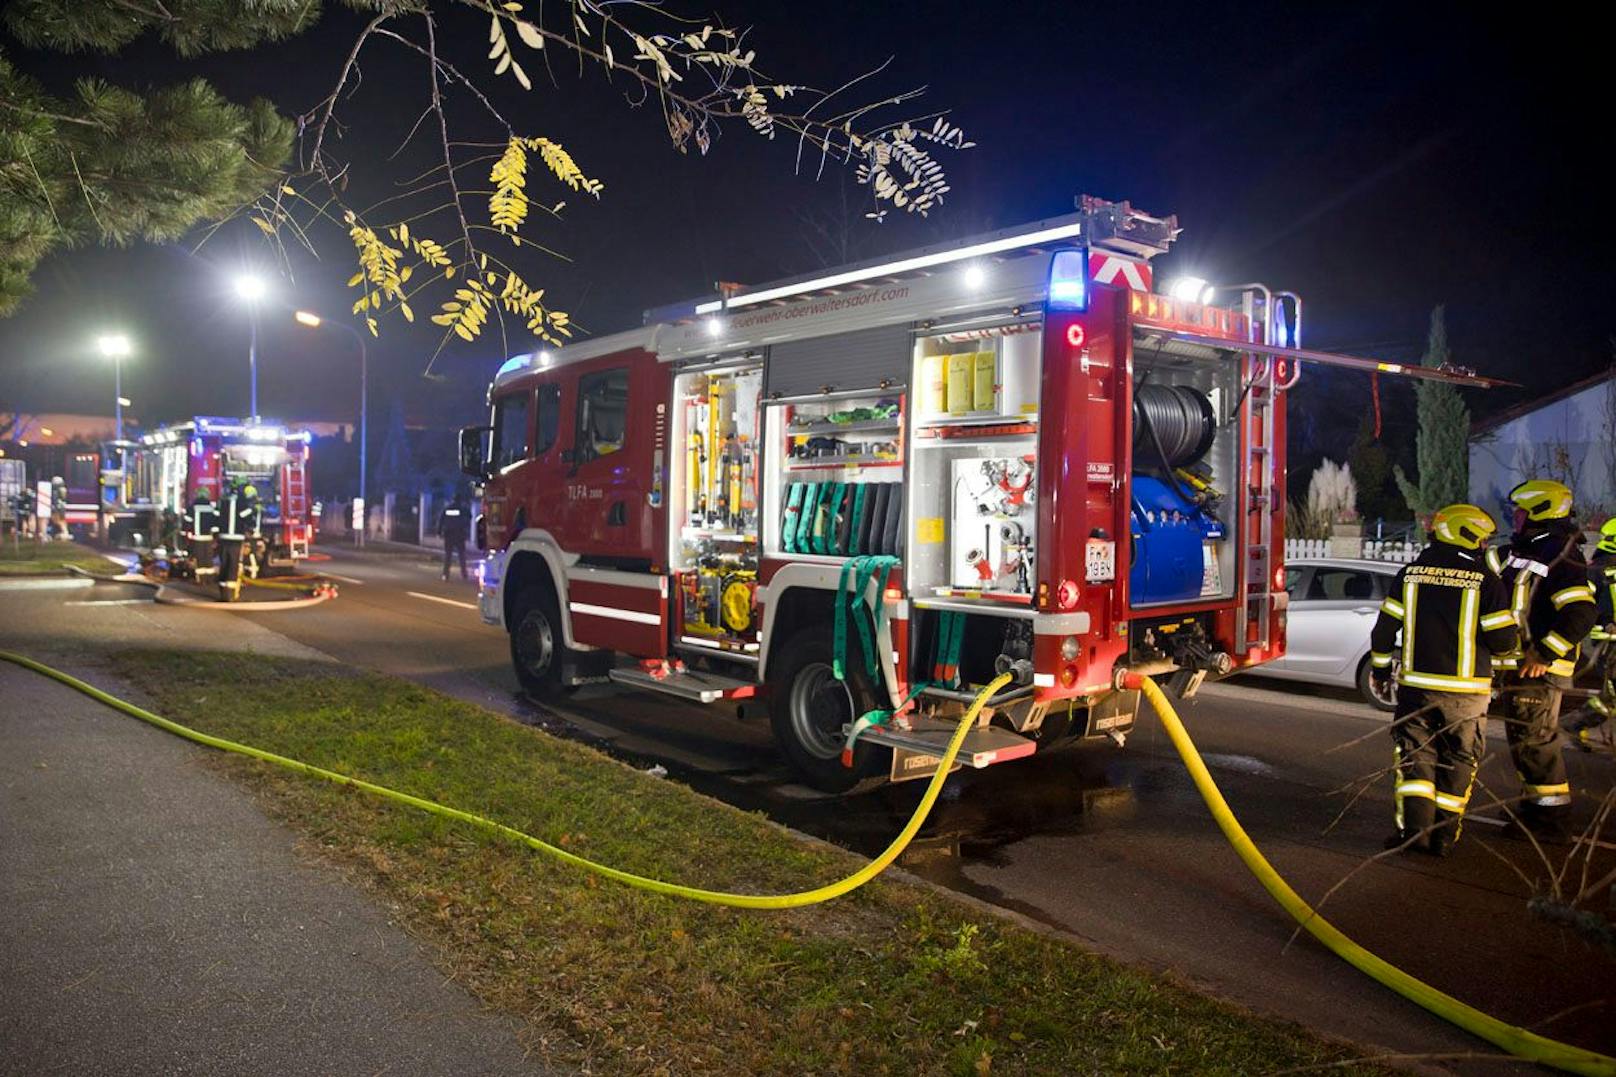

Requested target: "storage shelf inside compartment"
[{"left": 766, "top": 392, "right": 907, "bottom": 559}]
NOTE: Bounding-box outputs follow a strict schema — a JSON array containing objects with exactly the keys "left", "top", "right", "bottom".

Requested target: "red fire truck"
[
  {"left": 121, "top": 417, "right": 315, "bottom": 564},
  {"left": 462, "top": 197, "right": 1497, "bottom": 792}
]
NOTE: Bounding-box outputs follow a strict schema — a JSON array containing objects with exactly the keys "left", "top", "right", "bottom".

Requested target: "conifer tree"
[
  {"left": 1394, "top": 306, "right": 1472, "bottom": 520},
  {"left": 0, "top": 1, "right": 302, "bottom": 313}
]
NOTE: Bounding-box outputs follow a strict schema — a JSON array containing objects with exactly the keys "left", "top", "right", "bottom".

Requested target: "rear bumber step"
[
  {"left": 607, "top": 667, "right": 757, "bottom": 704},
  {"left": 860, "top": 720, "right": 1036, "bottom": 782}
]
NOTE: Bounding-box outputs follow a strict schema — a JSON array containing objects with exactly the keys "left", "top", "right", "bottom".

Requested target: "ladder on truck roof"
[{"left": 281, "top": 449, "right": 310, "bottom": 560}]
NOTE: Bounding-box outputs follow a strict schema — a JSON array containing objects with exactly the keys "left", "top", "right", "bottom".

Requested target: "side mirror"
[{"left": 458, "top": 425, "right": 491, "bottom": 480}]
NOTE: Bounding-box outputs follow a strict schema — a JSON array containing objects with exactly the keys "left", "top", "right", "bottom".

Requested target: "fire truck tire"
[
  {"left": 510, "top": 585, "right": 574, "bottom": 701},
  {"left": 767, "top": 629, "right": 887, "bottom": 794}
]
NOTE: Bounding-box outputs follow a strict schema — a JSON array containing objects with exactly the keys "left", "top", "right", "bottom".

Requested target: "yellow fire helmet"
[
  {"left": 242, "top": 484, "right": 259, "bottom": 499},
  {"left": 1431, "top": 503, "right": 1497, "bottom": 550},
  {"left": 1508, "top": 478, "right": 1574, "bottom": 522},
  {"left": 1599, "top": 517, "right": 1616, "bottom": 554}
]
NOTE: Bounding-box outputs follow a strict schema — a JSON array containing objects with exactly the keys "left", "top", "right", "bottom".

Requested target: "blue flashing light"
[
  {"left": 1047, "top": 249, "right": 1088, "bottom": 311},
  {"left": 496, "top": 353, "right": 533, "bottom": 379}
]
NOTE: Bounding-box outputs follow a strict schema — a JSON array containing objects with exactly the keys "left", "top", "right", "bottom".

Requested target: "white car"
[{"left": 1259, "top": 557, "right": 1403, "bottom": 710}]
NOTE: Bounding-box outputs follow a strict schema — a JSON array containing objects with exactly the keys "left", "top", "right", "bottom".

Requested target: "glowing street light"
[
  {"left": 233, "top": 273, "right": 268, "bottom": 303},
  {"left": 294, "top": 310, "right": 321, "bottom": 328},
  {"left": 96, "top": 332, "right": 133, "bottom": 441},
  {"left": 233, "top": 273, "right": 269, "bottom": 420}
]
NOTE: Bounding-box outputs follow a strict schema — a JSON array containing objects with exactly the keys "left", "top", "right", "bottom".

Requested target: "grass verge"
[
  {"left": 109, "top": 649, "right": 1381, "bottom": 1075},
  {"left": 0, "top": 539, "right": 116, "bottom": 577}
]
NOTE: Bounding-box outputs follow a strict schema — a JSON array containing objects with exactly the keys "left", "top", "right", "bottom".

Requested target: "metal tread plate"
[{"left": 607, "top": 667, "right": 755, "bottom": 703}]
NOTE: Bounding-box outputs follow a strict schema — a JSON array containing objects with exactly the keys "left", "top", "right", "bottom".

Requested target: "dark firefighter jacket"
[
  {"left": 1371, "top": 542, "right": 1519, "bottom": 693},
  {"left": 438, "top": 501, "right": 471, "bottom": 544},
  {"left": 1484, "top": 521, "right": 1598, "bottom": 678},
  {"left": 187, "top": 496, "right": 218, "bottom": 539},
  {"left": 218, "top": 491, "right": 261, "bottom": 541}
]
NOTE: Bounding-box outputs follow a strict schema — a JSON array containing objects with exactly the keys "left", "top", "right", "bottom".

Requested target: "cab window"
[
  {"left": 535, "top": 383, "right": 561, "bottom": 456},
  {"left": 491, "top": 390, "right": 532, "bottom": 469},
  {"left": 576, "top": 368, "right": 629, "bottom": 462}
]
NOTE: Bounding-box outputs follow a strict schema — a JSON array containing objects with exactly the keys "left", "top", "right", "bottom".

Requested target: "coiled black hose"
[{"left": 1133, "top": 383, "right": 1216, "bottom": 469}]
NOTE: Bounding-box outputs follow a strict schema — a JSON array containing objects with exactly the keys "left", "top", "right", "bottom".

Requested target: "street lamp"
[
  {"left": 233, "top": 273, "right": 268, "bottom": 421},
  {"left": 294, "top": 310, "right": 368, "bottom": 546},
  {"left": 97, "top": 332, "right": 133, "bottom": 441}
]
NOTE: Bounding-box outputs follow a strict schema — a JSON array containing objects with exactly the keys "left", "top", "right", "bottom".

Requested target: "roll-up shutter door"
[{"left": 763, "top": 323, "right": 912, "bottom": 399}]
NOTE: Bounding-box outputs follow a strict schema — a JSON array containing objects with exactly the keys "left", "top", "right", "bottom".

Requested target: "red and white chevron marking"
[{"left": 1088, "top": 253, "right": 1151, "bottom": 291}]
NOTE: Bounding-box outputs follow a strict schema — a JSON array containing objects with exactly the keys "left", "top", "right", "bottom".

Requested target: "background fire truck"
[
  {"left": 462, "top": 197, "right": 1497, "bottom": 792},
  {"left": 116, "top": 417, "right": 315, "bottom": 564}
]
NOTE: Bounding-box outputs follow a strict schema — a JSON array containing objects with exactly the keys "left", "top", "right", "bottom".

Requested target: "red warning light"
[{"left": 1066, "top": 324, "right": 1086, "bottom": 348}]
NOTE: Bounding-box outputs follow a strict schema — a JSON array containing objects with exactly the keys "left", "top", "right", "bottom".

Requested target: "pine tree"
[
  {"left": 1394, "top": 306, "right": 1472, "bottom": 521},
  {"left": 1, "top": 4, "right": 300, "bottom": 315}
]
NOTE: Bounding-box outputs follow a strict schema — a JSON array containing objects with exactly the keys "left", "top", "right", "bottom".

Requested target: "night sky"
[{"left": 1, "top": 1, "right": 1608, "bottom": 478}]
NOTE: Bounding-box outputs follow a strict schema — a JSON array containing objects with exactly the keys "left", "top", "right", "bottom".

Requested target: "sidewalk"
[{"left": 0, "top": 662, "right": 557, "bottom": 1075}]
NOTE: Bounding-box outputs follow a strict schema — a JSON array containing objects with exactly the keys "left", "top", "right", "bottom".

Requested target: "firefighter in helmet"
[
  {"left": 185, "top": 487, "right": 217, "bottom": 579},
  {"left": 239, "top": 483, "right": 264, "bottom": 579},
  {"left": 1563, "top": 516, "right": 1616, "bottom": 751},
  {"left": 437, "top": 487, "right": 472, "bottom": 581},
  {"left": 1369, "top": 504, "right": 1518, "bottom": 855},
  {"left": 1485, "top": 479, "right": 1598, "bottom": 841},
  {"left": 216, "top": 481, "right": 255, "bottom": 601}
]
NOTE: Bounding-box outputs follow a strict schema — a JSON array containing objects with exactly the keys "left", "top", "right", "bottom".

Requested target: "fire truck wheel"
[
  {"left": 510, "top": 586, "right": 572, "bottom": 700},
  {"left": 767, "top": 630, "right": 887, "bottom": 794}
]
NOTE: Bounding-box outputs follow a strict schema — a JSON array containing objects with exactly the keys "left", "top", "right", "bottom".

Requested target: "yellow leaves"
[
  {"left": 514, "top": 20, "right": 543, "bottom": 49},
  {"left": 488, "top": 14, "right": 532, "bottom": 90},
  {"left": 346, "top": 271, "right": 364, "bottom": 288},
  {"left": 251, "top": 216, "right": 275, "bottom": 235},
  {"left": 280, "top": 184, "right": 297, "bottom": 196},
  {"left": 489, "top": 136, "right": 602, "bottom": 240}
]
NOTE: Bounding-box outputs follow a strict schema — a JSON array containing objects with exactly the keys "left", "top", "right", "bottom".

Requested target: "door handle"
[{"left": 1351, "top": 606, "right": 1377, "bottom": 614}]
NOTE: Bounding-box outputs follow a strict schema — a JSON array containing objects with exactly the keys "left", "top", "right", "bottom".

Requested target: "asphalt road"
[{"left": 13, "top": 548, "right": 1616, "bottom": 1071}]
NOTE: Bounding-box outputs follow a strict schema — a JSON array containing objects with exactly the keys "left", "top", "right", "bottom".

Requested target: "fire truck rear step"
[
  {"left": 607, "top": 667, "right": 756, "bottom": 703},
  {"left": 859, "top": 720, "right": 1036, "bottom": 775}
]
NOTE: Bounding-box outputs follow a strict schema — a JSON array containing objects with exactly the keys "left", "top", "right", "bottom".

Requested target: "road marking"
[
  {"left": 406, "top": 590, "right": 478, "bottom": 611},
  {"left": 320, "top": 571, "right": 365, "bottom": 585},
  {"left": 0, "top": 577, "right": 95, "bottom": 590},
  {"left": 66, "top": 598, "right": 152, "bottom": 606}
]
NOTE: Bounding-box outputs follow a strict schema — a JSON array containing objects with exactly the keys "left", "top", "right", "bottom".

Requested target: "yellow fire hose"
[
  {"left": 0, "top": 650, "right": 1005, "bottom": 910},
  {"left": 1122, "top": 673, "right": 1614, "bottom": 1076},
  {"left": 2, "top": 644, "right": 1610, "bottom": 1073}
]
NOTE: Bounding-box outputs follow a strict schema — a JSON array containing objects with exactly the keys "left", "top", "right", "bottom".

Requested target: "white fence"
[{"left": 1284, "top": 537, "right": 1422, "bottom": 564}]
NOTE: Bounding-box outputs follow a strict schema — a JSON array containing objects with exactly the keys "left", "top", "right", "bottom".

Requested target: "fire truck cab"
[
  {"left": 464, "top": 198, "right": 1450, "bottom": 792},
  {"left": 124, "top": 417, "right": 315, "bottom": 564}
]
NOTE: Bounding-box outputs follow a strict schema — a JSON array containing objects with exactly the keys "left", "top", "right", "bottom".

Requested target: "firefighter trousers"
[
  {"left": 1499, "top": 672, "right": 1571, "bottom": 817},
  {"left": 1392, "top": 687, "right": 1488, "bottom": 844},
  {"left": 188, "top": 537, "right": 214, "bottom": 575},
  {"left": 442, "top": 541, "right": 467, "bottom": 579},
  {"left": 217, "top": 539, "right": 244, "bottom": 602}
]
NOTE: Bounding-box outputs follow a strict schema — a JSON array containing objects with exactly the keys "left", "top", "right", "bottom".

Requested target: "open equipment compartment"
[
  {"left": 1127, "top": 331, "right": 1240, "bottom": 608},
  {"left": 907, "top": 319, "right": 1042, "bottom": 603},
  {"left": 670, "top": 360, "right": 763, "bottom": 652},
  {"left": 764, "top": 388, "right": 907, "bottom": 560}
]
